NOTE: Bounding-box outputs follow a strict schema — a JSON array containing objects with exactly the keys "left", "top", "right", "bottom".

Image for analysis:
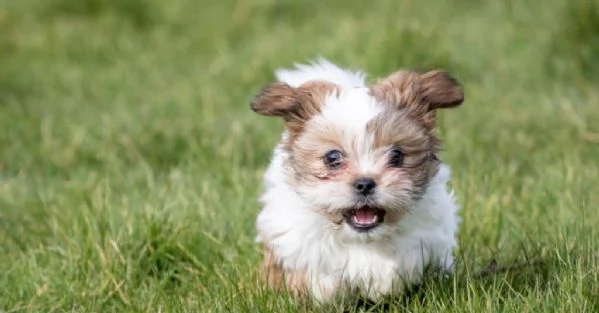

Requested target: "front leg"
[
  {"left": 260, "top": 244, "right": 341, "bottom": 303},
  {"left": 260, "top": 244, "right": 309, "bottom": 298}
]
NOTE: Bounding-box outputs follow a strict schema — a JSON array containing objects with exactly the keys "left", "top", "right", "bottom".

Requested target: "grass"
[{"left": 0, "top": 0, "right": 598, "bottom": 311}]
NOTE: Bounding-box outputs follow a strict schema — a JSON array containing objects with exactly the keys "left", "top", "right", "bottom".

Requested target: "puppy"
[{"left": 250, "top": 59, "right": 464, "bottom": 303}]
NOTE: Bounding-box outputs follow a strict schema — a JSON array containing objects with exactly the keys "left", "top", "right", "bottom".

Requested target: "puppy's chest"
[{"left": 324, "top": 245, "right": 400, "bottom": 282}]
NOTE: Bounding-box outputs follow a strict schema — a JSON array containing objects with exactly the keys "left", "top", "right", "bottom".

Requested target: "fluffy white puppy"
[{"left": 250, "top": 59, "right": 464, "bottom": 303}]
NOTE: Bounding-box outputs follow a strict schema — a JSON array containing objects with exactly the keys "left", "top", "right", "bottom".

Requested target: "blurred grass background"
[{"left": 0, "top": 0, "right": 598, "bottom": 312}]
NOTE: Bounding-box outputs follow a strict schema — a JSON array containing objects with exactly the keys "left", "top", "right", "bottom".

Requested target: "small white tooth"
[{"left": 370, "top": 215, "right": 377, "bottom": 223}]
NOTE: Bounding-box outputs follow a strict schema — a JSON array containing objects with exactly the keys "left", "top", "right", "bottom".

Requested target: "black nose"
[{"left": 354, "top": 178, "right": 376, "bottom": 195}]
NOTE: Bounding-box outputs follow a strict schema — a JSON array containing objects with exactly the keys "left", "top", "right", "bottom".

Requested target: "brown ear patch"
[
  {"left": 370, "top": 70, "right": 422, "bottom": 115},
  {"left": 369, "top": 69, "right": 464, "bottom": 129},
  {"left": 250, "top": 80, "right": 340, "bottom": 146},
  {"left": 250, "top": 82, "right": 298, "bottom": 117},
  {"left": 420, "top": 70, "right": 464, "bottom": 109}
]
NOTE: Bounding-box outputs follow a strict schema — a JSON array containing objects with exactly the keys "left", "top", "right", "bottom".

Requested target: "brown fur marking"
[
  {"left": 250, "top": 80, "right": 339, "bottom": 148},
  {"left": 366, "top": 110, "right": 440, "bottom": 193},
  {"left": 287, "top": 118, "right": 346, "bottom": 183},
  {"left": 250, "top": 82, "right": 299, "bottom": 117},
  {"left": 369, "top": 70, "right": 463, "bottom": 129},
  {"left": 261, "top": 244, "right": 309, "bottom": 297},
  {"left": 420, "top": 70, "right": 464, "bottom": 109}
]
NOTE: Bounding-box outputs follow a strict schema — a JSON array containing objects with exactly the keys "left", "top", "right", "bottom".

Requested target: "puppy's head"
[{"left": 251, "top": 70, "right": 463, "bottom": 239}]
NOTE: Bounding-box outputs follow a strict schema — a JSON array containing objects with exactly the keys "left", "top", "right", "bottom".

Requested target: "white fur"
[
  {"left": 256, "top": 59, "right": 461, "bottom": 302},
  {"left": 275, "top": 58, "right": 366, "bottom": 89}
]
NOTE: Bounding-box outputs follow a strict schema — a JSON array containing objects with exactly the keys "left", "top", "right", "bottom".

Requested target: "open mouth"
[{"left": 343, "top": 206, "right": 386, "bottom": 232}]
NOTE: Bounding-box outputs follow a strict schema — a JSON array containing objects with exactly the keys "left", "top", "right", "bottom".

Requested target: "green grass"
[{"left": 0, "top": 0, "right": 598, "bottom": 312}]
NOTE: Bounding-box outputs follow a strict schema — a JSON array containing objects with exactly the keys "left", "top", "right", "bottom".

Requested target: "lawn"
[{"left": 0, "top": 0, "right": 598, "bottom": 312}]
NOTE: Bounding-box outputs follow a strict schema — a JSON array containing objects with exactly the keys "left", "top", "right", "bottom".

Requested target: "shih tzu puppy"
[{"left": 250, "top": 59, "right": 464, "bottom": 303}]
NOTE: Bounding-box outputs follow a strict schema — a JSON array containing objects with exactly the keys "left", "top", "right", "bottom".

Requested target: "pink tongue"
[{"left": 354, "top": 207, "right": 377, "bottom": 224}]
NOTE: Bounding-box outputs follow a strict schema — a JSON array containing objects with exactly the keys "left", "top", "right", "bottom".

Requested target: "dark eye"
[
  {"left": 388, "top": 149, "right": 404, "bottom": 167},
  {"left": 324, "top": 150, "right": 343, "bottom": 169}
]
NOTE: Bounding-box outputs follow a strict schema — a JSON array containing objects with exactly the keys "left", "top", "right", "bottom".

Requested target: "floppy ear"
[
  {"left": 250, "top": 82, "right": 324, "bottom": 142},
  {"left": 249, "top": 80, "right": 339, "bottom": 136},
  {"left": 250, "top": 82, "right": 299, "bottom": 117},
  {"left": 419, "top": 70, "right": 464, "bottom": 109},
  {"left": 370, "top": 69, "right": 464, "bottom": 128}
]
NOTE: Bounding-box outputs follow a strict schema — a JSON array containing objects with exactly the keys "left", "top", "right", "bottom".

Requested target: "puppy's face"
[{"left": 251, "top": 70, "right": 463, "bottom": 239}]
